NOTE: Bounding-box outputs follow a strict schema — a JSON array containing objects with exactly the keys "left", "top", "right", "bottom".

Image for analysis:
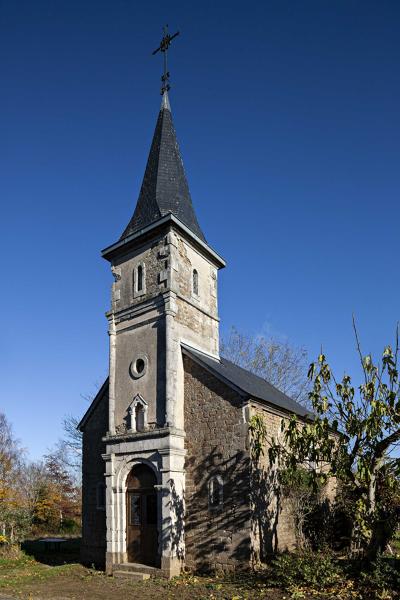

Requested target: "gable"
[
  {"left": 77, "top": 378, "right": 109, "bottom": 432},
  {"left": 182, "top": 344, "right": 311, "bottom": 419}
]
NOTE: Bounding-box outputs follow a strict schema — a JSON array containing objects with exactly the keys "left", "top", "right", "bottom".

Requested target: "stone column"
[
  {"left": 108, "top": 315, "right": 116, "bottom": 435},
  {"left": 105, "top": 452, "right": 128, "bottom": 573},
  {"left": 164, "top": 292, "right": 177, "bottom": 427},
  {"left": 104, "top": 452, "right": 116, "bottom": 574},
  {"left": 115, "top": 469, "right": 127, "bottom": 564},
  {"left": 159, "top": 435, "right": 186, "bottom": 578}
]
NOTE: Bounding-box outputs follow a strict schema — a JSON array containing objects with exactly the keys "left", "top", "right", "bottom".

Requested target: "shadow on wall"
[
  {"left": 161, "top": 479, "right": 185, "bottom": 560},
  {"left": 251, "top": 464, "right": 281, "bottom": 560},
  {"left": 184, "top": 446, "right": 252, "bottom": 571}
]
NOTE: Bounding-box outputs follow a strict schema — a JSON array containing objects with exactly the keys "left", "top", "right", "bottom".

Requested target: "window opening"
[
  {"left": 136, "top": 404, "right": 145, "bottom": 432},
  {"left": 193, "top": 269, "right": 199, "bottom": 296},
  {"left": 136, "top": 358, "right": 145, "bottom": 374},
  {"left": 127, "top": 394, "right": 148, "bottom": 432},
  {"left": 208, "top": 475, "right": 223, "bottom": 510},
  {"left": 129, "top": 493, "right": 141, "bottom": 525},
  {"left": 137, "top": 265, "right": 143, "bottom": 292}
]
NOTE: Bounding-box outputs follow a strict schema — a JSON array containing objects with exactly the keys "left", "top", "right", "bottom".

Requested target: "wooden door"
[{"left": 126, "top": 465, "right": 158, "bottom": 566}]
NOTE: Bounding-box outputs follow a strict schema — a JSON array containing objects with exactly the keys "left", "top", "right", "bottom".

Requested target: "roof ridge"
[
  {"left": 220, "top": 354, "right": 289, "bottom": 396},
  {"left": 182, "top": 344, "right": 312, "bottom": 419}
]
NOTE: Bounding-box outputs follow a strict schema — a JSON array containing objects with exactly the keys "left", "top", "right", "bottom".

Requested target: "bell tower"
[{"left": 101, "top": 85, "right": 225, "bottom": 575}]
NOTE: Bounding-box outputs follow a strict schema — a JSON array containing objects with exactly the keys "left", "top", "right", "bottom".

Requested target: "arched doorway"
[{"left": 126, "top": 463, "right": 158, "bottom": 566}]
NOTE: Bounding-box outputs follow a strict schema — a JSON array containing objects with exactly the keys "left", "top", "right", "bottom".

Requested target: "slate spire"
[{"left": 120, "top": 91, "right": 206, "bottom": 242}]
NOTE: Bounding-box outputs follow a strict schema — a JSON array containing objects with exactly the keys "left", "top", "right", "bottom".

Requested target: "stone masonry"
[
  {"left": 183, "top": 356, "right": 251, "bottom": 571},
  {"left": 80, "top": 384, "right": 108, "bottom": 567},
  {"left": 249, "top": 402, "right": 337, "bottom": 561}
]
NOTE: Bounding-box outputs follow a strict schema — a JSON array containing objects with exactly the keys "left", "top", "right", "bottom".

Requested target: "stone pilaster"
[
  {"left": 107, "top": 316, "right": 116, "bottom": 435},
  {"left": 159, "top": 440, "right": 186, "bottom": 577},
  {"left": 164, "top": 291, "right": 178, "bottom": 427}
]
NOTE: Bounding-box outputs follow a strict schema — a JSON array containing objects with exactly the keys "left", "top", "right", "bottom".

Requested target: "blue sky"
[{"left": 1, "top": 1, "right": 399, "bottom": 460}]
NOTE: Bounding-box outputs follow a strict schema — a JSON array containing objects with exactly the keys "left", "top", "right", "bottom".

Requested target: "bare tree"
[
  {"left": 55, "top": 381, "right": 104, "bottom": 482},
  {"left": 18, "top": 461, "right": 48, "bottom": 516},
  {"left": 221, "top": 327, "right": 309, "bottom": 405},
  {"left": 57, "top": 415, "right": 83, "bottom": 474}
]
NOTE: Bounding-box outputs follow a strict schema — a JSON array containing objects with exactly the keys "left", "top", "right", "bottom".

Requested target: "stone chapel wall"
[
  {"left": 249, "top": 403, "right": 337, "bottom": 561},
  {"left": 183, "top": 355, "right": 251, "bottom": 572},
  {"left": 249, "top": 404, "right": 297, "bottom": 559},
  {"left": 81, "top": 388, "right": 108, "bottom": 568}
]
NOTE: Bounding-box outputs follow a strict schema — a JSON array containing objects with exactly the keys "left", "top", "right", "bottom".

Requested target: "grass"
[
  {"left": 0, "top": 552, "right": 287, "bottom": 600},
  {"left": 0, "top": 541, "right": 399, "bottom": 600},
  {"left": 0, "top": 554, "right": 79, "bottom": 591}
]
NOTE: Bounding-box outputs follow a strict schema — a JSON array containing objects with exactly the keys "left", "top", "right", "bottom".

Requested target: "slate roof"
[
  {"left": 182, "top": 344, "right": 312, "bottom": 419},
  {"left": 120, "top": 92, "right": 206, "bottom": 242},
  {"left": 78, "top": 347, "right": 311, "bottom": 432}
]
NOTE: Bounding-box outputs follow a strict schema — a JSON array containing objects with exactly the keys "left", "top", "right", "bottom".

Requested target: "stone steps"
[
  {"left": 112, "top": 562, "right": 162, "bottom": 580},
  {"left": 113, "top": 570, "right": 150, "bottom": 581}
]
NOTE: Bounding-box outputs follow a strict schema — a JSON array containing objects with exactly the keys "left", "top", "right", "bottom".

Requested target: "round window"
[
  {"left": 136, "top": 358, "right": 145, "bottom": 374},
  {"left": 129, "top": 354, "right": 148, "bottom": 379}
]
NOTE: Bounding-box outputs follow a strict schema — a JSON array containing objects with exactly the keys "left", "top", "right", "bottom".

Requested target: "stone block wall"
[
  {"left": 111, "top": 233, "right": 168, "bottom": 313},
  {"left": 174, "top": 236, "right": 218, "bottom": 318},
  {"left": 172, "top": 231, "right": 220, "bottom": 358},
  {"left": 249, "top": 403, "right": 297, "bottom": 559},
  {"left": 113, "top": 315, "right": 165, "bottom": 429},
  {"left": 183, "top": 356, "right": 251, "bottom": 572},
  {"left": 249, "top": 402, "right": 337, "bottom": 561},
  {"left": 81, "top": 388, "right": 109, "bottom": 568}
]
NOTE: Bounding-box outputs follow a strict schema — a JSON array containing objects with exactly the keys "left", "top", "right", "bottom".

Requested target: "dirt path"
[{"left": 0, "top": 562, "right": 288, "bottom": 600}]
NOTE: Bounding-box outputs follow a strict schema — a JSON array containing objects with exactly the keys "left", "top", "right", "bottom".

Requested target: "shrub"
[
  {"left": 0, "top": 543, "right": 23, "bottom": 559},
  {"left": 271, "top": 550, "right": 343, "bottom": 590},
  {"left": 360, "top": 554, "right": 400, "bottom": 593},
  {"left": 279, "top": 468, "right": 322, "bottom": 550},
  {"left": 60, "top": 518, "right": 80, "bottom": 534}
]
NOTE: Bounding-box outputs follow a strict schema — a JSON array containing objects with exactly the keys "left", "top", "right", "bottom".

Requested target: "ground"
[
  {"left": 0, "top": 556, "right": 288, "bottom": 600},
  {"left": 0, "top": 537, "right": 398, "bottom": 600}
]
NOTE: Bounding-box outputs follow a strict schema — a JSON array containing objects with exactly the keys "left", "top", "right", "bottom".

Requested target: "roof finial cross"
[{"left": 152, "top": 25, "right": 180, "bottom": 95}]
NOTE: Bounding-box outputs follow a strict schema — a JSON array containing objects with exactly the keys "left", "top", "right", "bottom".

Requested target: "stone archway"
[{"left": 126, "top": 463, "right": 158, "bottom": 566}]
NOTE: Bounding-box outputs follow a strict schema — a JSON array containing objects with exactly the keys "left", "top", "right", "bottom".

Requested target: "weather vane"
[{"left": 152, "top": 25, "right": 180, "bottom": 95}]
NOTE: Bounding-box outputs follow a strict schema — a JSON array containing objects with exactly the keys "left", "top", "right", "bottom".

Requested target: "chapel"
[{"left": 78, "top": 43, "right": 312, "bottom": 578}]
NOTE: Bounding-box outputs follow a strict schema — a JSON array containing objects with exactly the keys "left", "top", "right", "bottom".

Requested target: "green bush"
[
  {"left": 60, "top": 518, "right": 80, "bottom": 534},
  {"left": 360, "top": 554, "right": 400, "bottom": 593},
  {"left": 271, "top": 550, "right": 343, "bottom": 590}
]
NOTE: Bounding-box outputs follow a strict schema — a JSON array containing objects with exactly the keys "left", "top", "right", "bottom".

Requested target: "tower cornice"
[{"left": 101, "top": 213, "right": 226, "bottom": 269}]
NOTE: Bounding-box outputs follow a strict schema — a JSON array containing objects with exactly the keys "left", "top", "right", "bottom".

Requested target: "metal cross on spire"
[{"left": 152, "top": 25, "right": 180, "bottom": 95}]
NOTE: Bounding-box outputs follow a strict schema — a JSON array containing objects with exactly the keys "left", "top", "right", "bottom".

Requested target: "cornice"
[{"left": 101, "top": 214, "right": 226, "bottom": 269}]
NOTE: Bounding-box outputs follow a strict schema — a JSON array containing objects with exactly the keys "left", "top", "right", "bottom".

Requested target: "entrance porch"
[{"left": 103, "top": 427, "right": 186, "bottom": 578}]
